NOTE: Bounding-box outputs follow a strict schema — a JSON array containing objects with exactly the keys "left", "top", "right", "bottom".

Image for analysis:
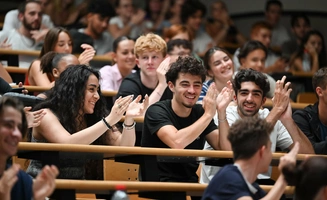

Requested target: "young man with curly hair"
[{"left": 141, "top": 56, "right": 232, "bottom": 199}]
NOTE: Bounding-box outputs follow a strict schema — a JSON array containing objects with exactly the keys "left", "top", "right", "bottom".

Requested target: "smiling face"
[
  {"left": 114, "top": 39, "right": 136, "bottom": 73},
  {"left": 54, "top": 31, "right": 73, "bottom": 54},
  {"left": 236, "top": 81, "right": 266, "bottom": 118},
  {"left": 169, "top": 73, "right": 202, "bottom": 108},
  {"left": 83, "top": 74, "right": 100, "bottom": 114},
  {"left": 0, "top": 106, "right": 22, "bottom": 159},
  {"left": 136, "top": 51, "right": 164, "bottom": 78},
  {"left": 208, "top": 50, "right": 233, "bottom": 82}
]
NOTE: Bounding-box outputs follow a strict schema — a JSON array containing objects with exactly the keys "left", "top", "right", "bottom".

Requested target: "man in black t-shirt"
[{"left": 141, "top": 56, "right": 233, "bottom": 185}]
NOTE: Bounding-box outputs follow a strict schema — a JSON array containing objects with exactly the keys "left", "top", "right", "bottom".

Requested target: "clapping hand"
[
  {"left": 106, "top": 95, "right": 133, "bottom": 125},
  {"left": 33, "top": 165, "right": 59, "bottom": 200},
  {"left": 24, "top": 107, "right": 47, "bottom": 128},
  {"left": 216, "top": 81, "right": 233, "bottom": 111},
  {"left": 0, "top": 164, "right": 20, "bottom": 200},
  {"left": 125, "top": 94, "right": 149, "bottom": 117},
  {"left": 78, "top": 44, "right": 96, "bottom": 65}
]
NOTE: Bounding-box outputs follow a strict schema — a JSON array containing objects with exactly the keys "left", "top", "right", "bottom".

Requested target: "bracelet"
[
  {"left": 218, "top": 118, "right": 227, "bottom": 123},
  {"left": 102, "top": 117, "right": 113, "bottom": 130},
  {"left": 123, "top": 121, "right": 136, "bottom": 130}
]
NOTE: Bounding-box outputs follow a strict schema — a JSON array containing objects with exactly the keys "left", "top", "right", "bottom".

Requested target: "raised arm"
[
  {"left": 268, "top": 76, "right": 314, "bottom": 154},
  {"left": 106, "top": 95, "right": 149, "bottom": 146},
  {"left": 149, "top": 57, "right": 171, "bottom": 106},
  {"left": 216, "top": 81, "right": 234, "bottom": 150},
  {"left": 33, "top": 95, "right": 133, "bottom": 144},
  {"left": 157, "top": 84, "right": 217, "bottom": 149}
]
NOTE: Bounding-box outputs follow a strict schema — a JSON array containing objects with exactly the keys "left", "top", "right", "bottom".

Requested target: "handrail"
[
  {"left": 11, "top": 85, "right": 118, "bottom": 97},
  {"left": 0, "top": 49, "right": 113, "bottom": 62},
  {"left": 18, "top": 142, "right": 321, "bottom": 160},
  {"left": 54, "top": 179, "right": 295, "bottom": 195},
  {"left": 5, "top": 66, "right": 28, "bottom": 74}
]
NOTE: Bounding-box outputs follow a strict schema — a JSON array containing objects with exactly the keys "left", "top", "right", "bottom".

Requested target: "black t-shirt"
[
  {"left": 141, "top": 100, "right": 217, "bottom": 182},
  {"left": 117, "top": 70, "right": 173, "bottom": 146}
]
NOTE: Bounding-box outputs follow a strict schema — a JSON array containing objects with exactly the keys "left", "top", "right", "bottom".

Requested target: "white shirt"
[{"left": 200, "top": 106, "right": 293, "bottom": 183}]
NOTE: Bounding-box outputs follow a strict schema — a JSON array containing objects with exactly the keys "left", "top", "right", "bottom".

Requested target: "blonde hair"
[{"left": 134, "top": 33, "right": 167, "bottom": 58}]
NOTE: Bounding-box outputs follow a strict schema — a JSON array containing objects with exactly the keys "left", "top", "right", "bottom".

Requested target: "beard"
[{"left": 23, "top": 18, "right": 41, "bottom": 31}]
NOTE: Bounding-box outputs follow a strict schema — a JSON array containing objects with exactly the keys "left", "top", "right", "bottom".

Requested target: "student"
[
  {"left": 0, "top": 1, "right": 44, "bottom": 68},
  {"left": 293, "top": 67, "right": 327, "bottom": 154},
  {"left": 283, "top": 156, "right": 327, "bottom": 200},
  {"left": 202, "top": 69, "right": 314, "bottom": 184},
  {"left": 197, "top": 47, "right": 234, "bottom": 103},
  {"left": 181, "top": 0, "right": 213, "bottom": 57},
  {"left": 26, "top": 27, "right": 95, "bottom": 86},
  {"left": 100, "top": 36, "right": 136, "bottom": 91},
  {"left": 26, "top": 65, "right": 149, "bottom": 179},
  {"left": 77, "top": 0, "right": 115, "bottom": 56},
  {"left": 237, "top": 40, "right": 276, "bottom": 98},
  {"left": 281, "top": 13, "right": 311, "bottom": 60},
  {"left": 289, "top": 30, "right": 327, "bottom": 73},
  {"left": 167, "top": 39, "right": 193, "bottom": 63},
  {"left": 264, "top": 0, "right": 290, "bottom": 49},
  {"left": 141, "top": 56, "right": 232, "bottom": 199},
  {"left": 202, "top": 117, "right": 299, "bottom": 200},
  {"left": 116, "top": 32, "right": 172, "bottom": 146},
  {"left": 163, "top": 24, "right": 193, "bottom": 42},
  {"left": 108, "top": 0, "right": 146, "bottom": 39},
  {"left": 232, "top": 21, "right": 285, "bottom": 73},
  {"left": 0, "top": 96, "right": 58, "bottom": 200},
  {"left": 36, "top": 51, "right": 80, "bottom": 99}
]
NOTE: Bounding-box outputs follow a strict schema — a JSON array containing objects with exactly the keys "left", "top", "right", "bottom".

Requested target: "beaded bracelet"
[{"left": 123, "top": 121, "right": 136, "bottom": 130}]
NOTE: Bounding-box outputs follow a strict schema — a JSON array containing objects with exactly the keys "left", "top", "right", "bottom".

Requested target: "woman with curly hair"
[
  {"left": 25, "top": 27, "right": 95, "bottom": 86},
  {"left": 26, "top": 64, "right": 148, "bottom": 179}
]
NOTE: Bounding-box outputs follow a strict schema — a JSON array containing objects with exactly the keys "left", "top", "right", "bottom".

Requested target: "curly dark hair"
[
  {"left": 233, "top": 68, "right": 270, "bottom": 98},
  {"left": 228, "top": 117, "right": 273, "bottom": 160},
  {"left": 33, "top": 65, "right": 108, "bottom": 136},
  {"left": 166, "top": 56, "right": 206, "bottom": 85}
]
